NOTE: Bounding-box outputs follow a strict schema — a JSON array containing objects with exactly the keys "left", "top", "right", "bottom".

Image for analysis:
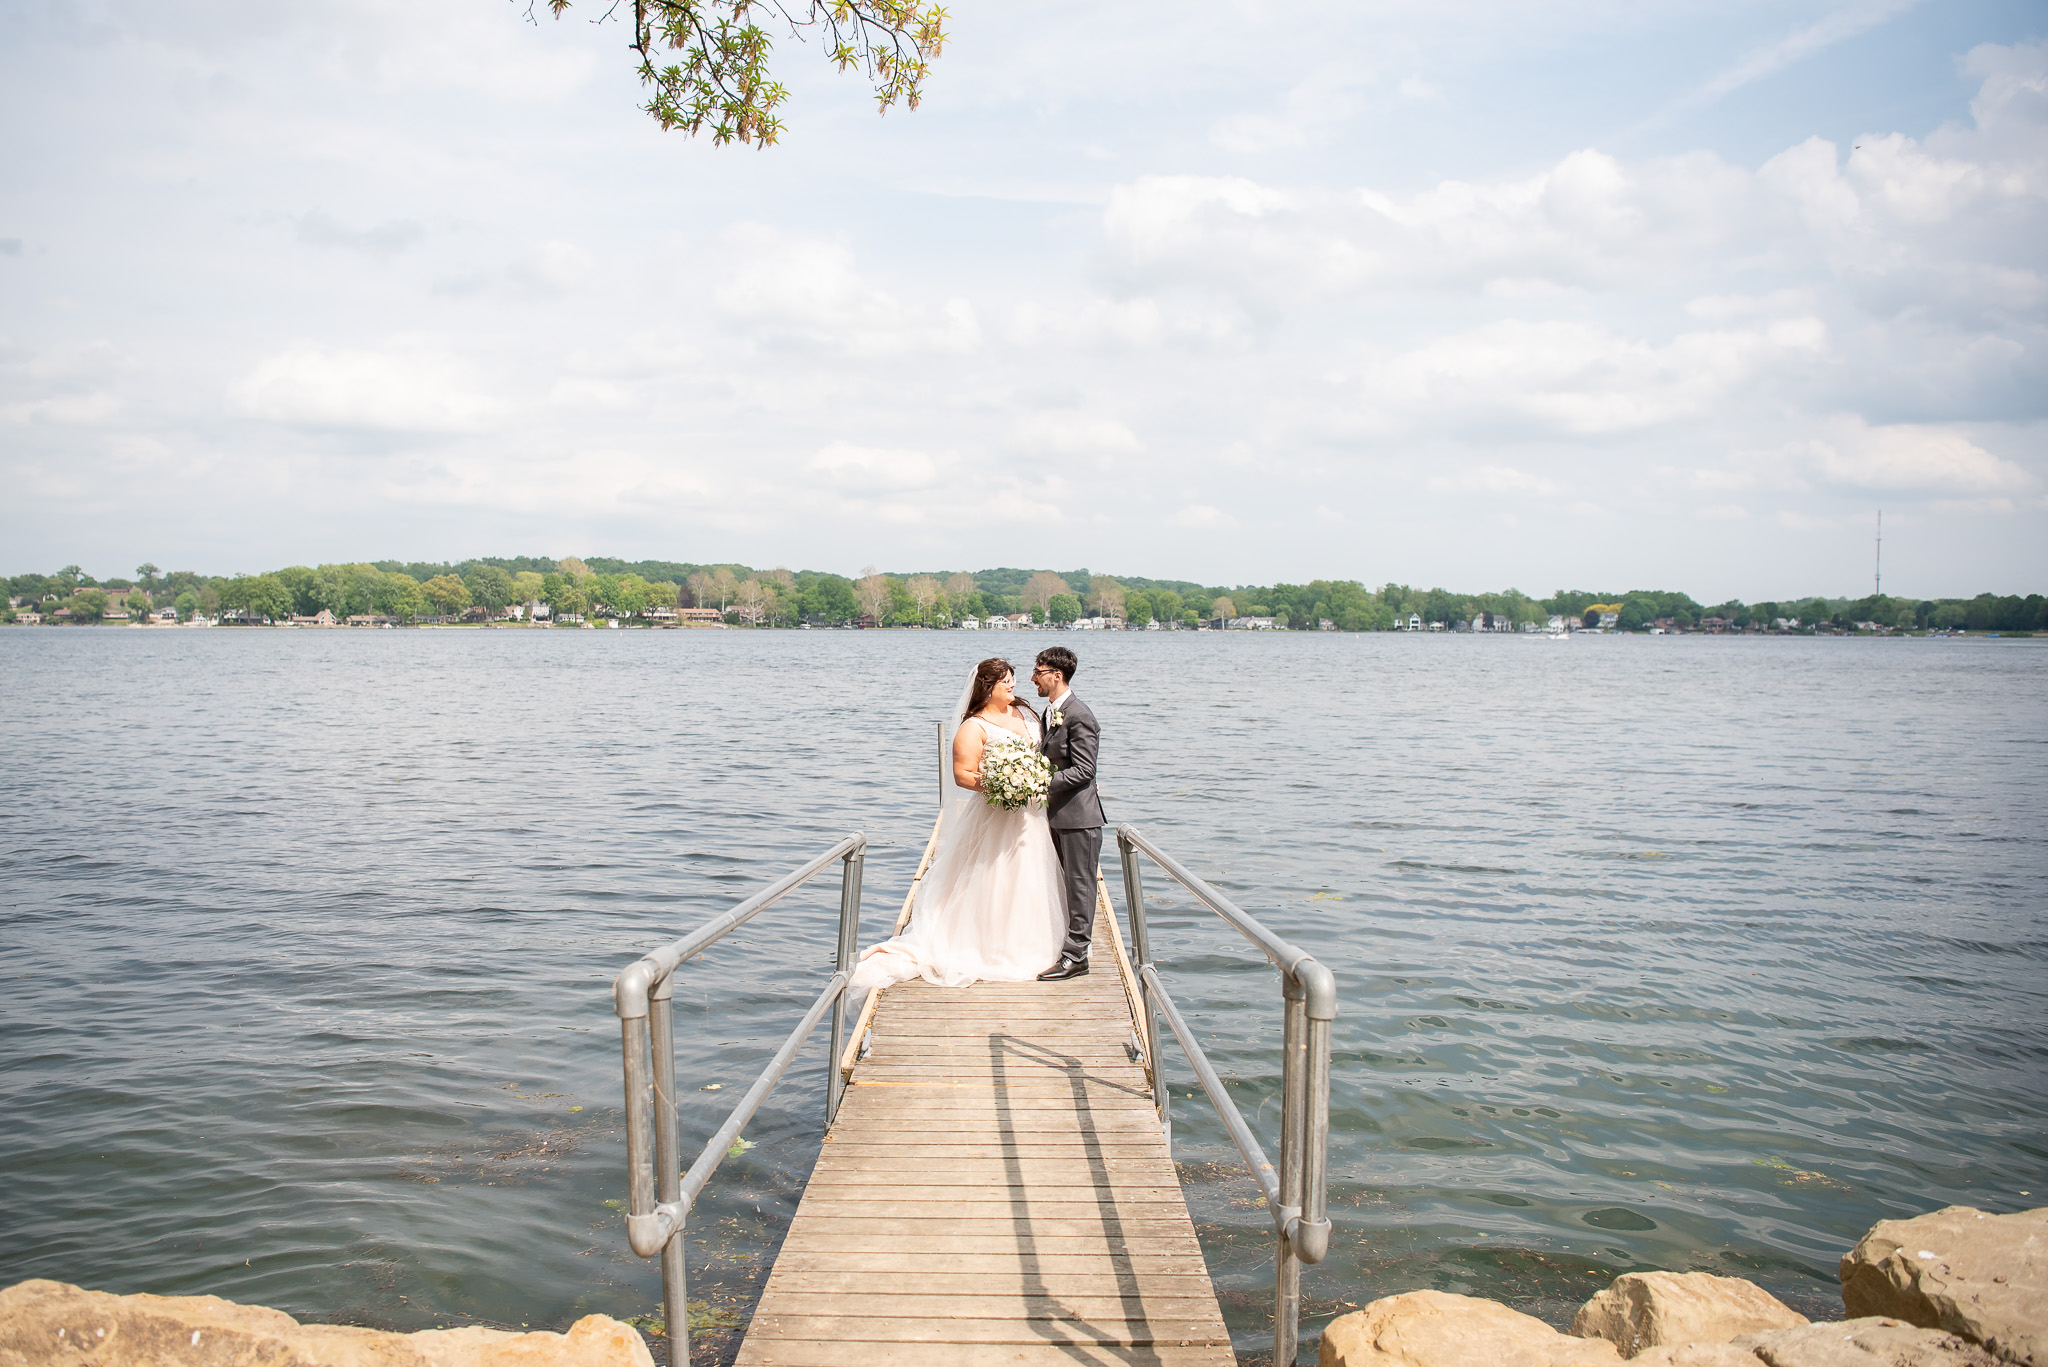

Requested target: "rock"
[
  {"left": 1840, "top": 1206, "right": 2045, "bottom": 1367},
  {"left": 1573, "top": 1272, "right": 1808, "bottom": 1357},
  {"left": 0, "top": 1280, "right": 654, "bottom": 1367},
  {"left": 1629, "top": 1345, "right": 1769, "bottom": 1367},
  {"left": 1321, "top": 1289, "right": 1624, "bottom": 1367},
  {"left": 1733, "top": 1317, "right": 1999, "bottom": 1367}
]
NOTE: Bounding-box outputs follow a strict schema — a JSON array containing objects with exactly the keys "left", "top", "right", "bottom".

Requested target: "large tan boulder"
[
  {"left": 1627, "top": 1345, "right": 1768, "bottom": 1367},
  {"left": 0, "top": 1280, "right": 653, "bottom": 1367},
  {"left": 1840, "top": 1207, "right": 2045, "bottom": 1367},
  {"left": 1573, "top": 1272, "right": 1808, "bottom": 1357},
  {"left": 1321, "top": 1289, "right": 1624, "bottom": 1367},
  {"left": 1732, "top": 1316, "right": 1998, "bottom": 1367}
]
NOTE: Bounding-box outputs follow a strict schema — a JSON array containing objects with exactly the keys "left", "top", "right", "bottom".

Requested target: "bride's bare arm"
[{"left": 952, "top": 722, "right": 985, "bottom": 790}]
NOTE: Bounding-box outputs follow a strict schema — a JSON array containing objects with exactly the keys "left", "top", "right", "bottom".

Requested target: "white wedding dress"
[{"left": 850, "top": 714, "right": 1067, "bottom": 990}]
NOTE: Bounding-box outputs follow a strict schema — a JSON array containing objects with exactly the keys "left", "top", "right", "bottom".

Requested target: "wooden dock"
[{"left": 733, "top": 866, "right": 1235, "bottom": 1366}]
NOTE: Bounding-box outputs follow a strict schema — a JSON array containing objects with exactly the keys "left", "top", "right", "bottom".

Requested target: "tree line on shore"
[{"left": 6, "top": 558, "right": 2045, "bottom": 635}]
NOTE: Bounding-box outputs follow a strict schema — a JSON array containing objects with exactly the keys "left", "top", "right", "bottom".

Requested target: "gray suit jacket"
[{"left": 1041, "top": 694, "right": 1105, "bottom": 831}]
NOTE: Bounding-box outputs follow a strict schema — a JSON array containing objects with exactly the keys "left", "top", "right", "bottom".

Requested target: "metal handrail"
[
  {"left": 613, "top": 834, "right": 866, "bottom": 1366},
  {"left": 1116, "top": 823, "right": 1335, "bottom": 1367}
]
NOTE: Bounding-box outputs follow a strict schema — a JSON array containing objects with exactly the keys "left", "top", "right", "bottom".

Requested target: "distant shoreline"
[{"left": 5, "top": 620, "right": 2037, "bottom": 640}]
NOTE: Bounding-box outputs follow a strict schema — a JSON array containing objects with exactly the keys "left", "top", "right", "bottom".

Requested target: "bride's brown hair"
[{"left": 963, "top": 657, "right": 1016, "bottom": 721}]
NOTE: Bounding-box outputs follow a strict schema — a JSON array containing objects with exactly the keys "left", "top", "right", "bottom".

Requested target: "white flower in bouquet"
[{"left": 979, "top": 732, "right": 1051, "bottom": 811}]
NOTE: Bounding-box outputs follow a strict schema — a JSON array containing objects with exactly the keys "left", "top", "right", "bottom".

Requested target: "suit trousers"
[{"left": 1050, "top": 825, "right": 1103, "bottom": 962}]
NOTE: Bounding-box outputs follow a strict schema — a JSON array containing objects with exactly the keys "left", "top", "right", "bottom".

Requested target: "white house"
[
  {"left": 1407, "top": 613, "right": 1423, "bottom": 631},
  {"left": 959, "top": 616, "right": 981, "bottom": 629}
]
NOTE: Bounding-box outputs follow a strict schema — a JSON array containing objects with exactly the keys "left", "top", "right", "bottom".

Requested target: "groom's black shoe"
[{"left": 1037, "top": 956, "right": 1089, "bottom": 982}]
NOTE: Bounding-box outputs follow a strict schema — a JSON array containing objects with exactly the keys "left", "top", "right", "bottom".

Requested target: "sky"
[{"left": 2, "top": 0, "right": 2044, "bottom": 600}]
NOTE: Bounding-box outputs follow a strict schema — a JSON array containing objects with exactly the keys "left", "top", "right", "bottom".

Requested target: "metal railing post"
[
  {"left": 1111, "top": 825, "right": 1337, "bottom": 1367},
  {"left": 1275, "top": 972, "right": 1309, "bottom": 1367},
  {"left": 649, "top": 974, "right": 688, "bottom": 1364},
  {"left": 1117, "top": 830, "right": 1169, "bottom": 1140},
  {"left": 620, "top": 1013, "right": 656, "bottom": 1228},
  {"left": 1296, "top": 961, "right": 1336, "bottom": 1269},
  {"left": 826, "top": 843, "right": 865, "bottom": 1127},
  {"left": 613, "top": 834, "right": 865, "bottom": 1363}
]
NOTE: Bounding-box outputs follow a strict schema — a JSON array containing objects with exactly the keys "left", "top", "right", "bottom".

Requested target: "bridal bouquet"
[{"left": 980, "top": 733, "right": 1051, "bottom": 811}]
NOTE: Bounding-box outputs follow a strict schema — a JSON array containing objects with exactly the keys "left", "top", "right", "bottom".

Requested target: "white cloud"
[
  {"left": 1097, "top": 149, "right": 1759, "bottom": 304},
  {"left": 1689, "top": 0, "right": 1924, "bottom": 108},
  {"left": 1931, "top": 496, "right": 2017, "bottom": 515},
  {"left": 294, "top": 209, "right": 423, "bottom": 258},
  {"left": 1685, "top": 290, "right": 1816, "bottom": 320},
  {"left": 1003, "top": 296, "right": 1247, "bottom": 351},
  {"left": 345, "top": 0, "right": 596, "bottom": 102},
  {"left": 713, "top": 226, "right": 980, "bottom": 357},
  {"left": 3, "top": 393, "right": 125, "bottom": 425},
  {"left": 509, "top": 240, "right": 595, "bottom": 295},
  {"left": 1427, "top": 464, "right": 1559, "bottom": 497},
  {"left": 1210, "top": 69, "right": 1361, "bottom": 152},
  {"left": 806, "top": 442, "right": 951, "bottom": 491},
  {"left": 1009, "top": 413, "right": 1143, "bottom": 459},
  {"left": 1169, "top": 504, "right": 1235, "bottom": 528},
  {"left": 1809, "top": 418, "right": 2031, "bottom": 492},
  {"left": 229, "top": 339, "right": 505, "bottom": 431},
  {"left": 0, "top": 340, "right": 135, "bottom": 428},
  {"left": 1362, "top": 316, "right": 1828, "bottom": 435}
]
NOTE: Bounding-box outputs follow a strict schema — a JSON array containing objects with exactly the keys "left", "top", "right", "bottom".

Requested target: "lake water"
[{"left": 3, "top": 628, "right": 2044, "bottom": 1364}]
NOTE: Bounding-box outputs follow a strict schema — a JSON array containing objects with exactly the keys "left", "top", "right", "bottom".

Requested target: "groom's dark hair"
[{"left": 1036, "top": 646, "right": 1077, "bottom": 683}]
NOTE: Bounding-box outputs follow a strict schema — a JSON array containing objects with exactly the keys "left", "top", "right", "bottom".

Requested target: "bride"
[{"left": 850, "top": 658, "right": 1067, "bottom": 989}]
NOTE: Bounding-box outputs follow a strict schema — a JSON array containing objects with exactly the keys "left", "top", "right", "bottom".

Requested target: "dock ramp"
[{"left": 612, "top": 819, "right": 1333, "bottom": 1366}]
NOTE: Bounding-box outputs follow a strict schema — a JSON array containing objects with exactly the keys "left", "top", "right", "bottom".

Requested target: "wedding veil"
[{"left": 946, "top": 664, "right": 978, "bottom": 795}]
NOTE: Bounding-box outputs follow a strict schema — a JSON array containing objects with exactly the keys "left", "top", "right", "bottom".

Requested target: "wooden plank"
[
  {"left": 817, "top": 1127, "right": 1175, "bottom": 1143},
  {"left": 754, "top": 1292, "right": 1222, "bottom": 1318},
  {"left": 1095, "top": 871, "right": 1157, "bottom": 1095},
  {"left": 743, "top": 1316, "right": 1227, "bottom": 1345},
  {"left": 843, "top": 1074, "right": 1149, "bottom": 1087},
  {"left": 759, "top": 1273, "right": 1224, "bottom": 1297},
  {"left": 820, "top": 1139, "right": 1171, "bottom": 1152},
  {"left": 788, "top": 1200, "right": 1197, "bottom": 1218},
  {"left": 761, "top": 1250, "right": 1214, "bottom": 1273},
  {"left": 813, "top": 1162, "right": 1187, "bottom": 1180},
  {"left": 786, "top": 1222, "right": 1196, "bottom": 1240},
  {"left": 874, "top": 1005, "right": 1129, "bottom": 1018},
  {"left": 816, "top": 1150, "right": 1173, "bottom": 1162},
  {"left": 736, "top": 1343, "right": 1236, "bottom": 1367},
  {"left": 775, "top": 1235, "right": 1203, "bottom": 1257}
]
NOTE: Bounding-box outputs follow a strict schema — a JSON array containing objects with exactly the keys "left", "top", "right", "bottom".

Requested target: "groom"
[{"left": 1031, "top": 646, "right": 1103, "bottom": 982}]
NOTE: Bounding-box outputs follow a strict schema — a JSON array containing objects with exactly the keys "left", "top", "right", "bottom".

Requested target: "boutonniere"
[{"left": 1049, "top": 708, "right": 1066, "bottom": 728}]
